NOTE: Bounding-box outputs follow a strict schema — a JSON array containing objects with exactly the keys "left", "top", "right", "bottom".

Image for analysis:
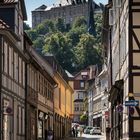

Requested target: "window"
[
  {"left": 17, "top": 106, "right": 25, "bottom": 135},
  {"left": 80, "top": 81, "right": 85, "bottom": 88},
  {"left": 78, "top": 93, "right": 80, "bottom": 99},
  {"left": 2, "top": 45, "right": 4, "bottom": 72},
  {"left": 59, "top": 88, "right": 61, "bottom": 109},
  {"left": 109, "top": 8, "right": 115, "bottom": 26},
  {"left": 32, "top": 70, "right": 34, "bottom": 89},
  {"left": 19, "top": 57, "right": 22, "bottom": 84},
  {"left": 14, "top": 52, "right": 18, "bottom": 82},
  {"left": 74, "top": 104, "right": 79, "bottom": 111},
  {"left": 17, "top": 106, "right": 22, "bottom": 134},
  {"left": 80, "top": 104, "right": 84, "bottom": 111},
  {"left": 9, "top": 46, "right": 12, "bottom": 77},
  {"left": 4, "top": 41, "right": 8, "bottom": 73},
  {"left": 22, "top": 108, "right": 25, "bottom": 135},
  {"left": 22, "top": 61, "right": 25, "bottom": 87},
  {"left": 38, "top": 120, "right": 43, "bottom": 138}
]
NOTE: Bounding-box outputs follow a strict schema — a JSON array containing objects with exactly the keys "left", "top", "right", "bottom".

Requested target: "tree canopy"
[{"left": 25, "top": 14, "right": 103, "bottom": 73}]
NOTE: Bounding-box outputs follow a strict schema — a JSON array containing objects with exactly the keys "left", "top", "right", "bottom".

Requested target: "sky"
[{"left": 24, "top": 0, "right": 108, "bottom": 27}]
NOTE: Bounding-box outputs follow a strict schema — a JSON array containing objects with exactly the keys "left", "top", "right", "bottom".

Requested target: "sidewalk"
[{"left": 63, "top": 137, "right": 83, "bottom": 140}]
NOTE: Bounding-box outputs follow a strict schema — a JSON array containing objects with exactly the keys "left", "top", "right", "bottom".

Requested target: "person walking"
[
  {"left": 79, "top": 126, "right": 83, "bottom": 137},
  {"left": 72, "top": 127, "right": 75, "bottom": 137},
  {"left": 75, "top": 126, "right": 78, "bottom": 137},
  {"left": 47, "top": 128, "right": 53, "bottom": 140}
]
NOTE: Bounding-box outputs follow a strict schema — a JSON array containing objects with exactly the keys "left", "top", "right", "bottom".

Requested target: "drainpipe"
[
  {"left": 0, "top": 35, "right": 2, "bottom": 140},
  {"left": 25, "top": 61, "right": 28, "bottom": 140},
  {"left": 53, "top": 83, "right": 58, "bottom": 140},
  {"left": 65, "top": 88, "right": 66, "bottom": 137},
  {"left": 109, "top": 27, "right": 112, "bottom": 87}
]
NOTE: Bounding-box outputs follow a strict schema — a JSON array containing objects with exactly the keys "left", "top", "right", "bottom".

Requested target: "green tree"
[
  {"left": 26, "top": 15, "right": 103, "bottom": 73},
  {"left": 43, "top": 32, "right": 75, "bottom": 72},
  {"left": 55, "top": 18, "right": 66, "bottom": 32},
  {"left": 43, "top": 19, "right": 56, "bottom": 33},
  {"left": 67, "top": 26, "right": 86, "bottom": 47},
  {"left": 26, "top": 29, "right": 38, "bottom": 41},
  {"left": 36, "top": 23, "right": 49, "bottom": 35},
  {"left": 72, "top": 16, "right": 87, "bottom": 29},
  {"left": 24, "top": 22, "right": 31, "bottom": 30},
  {"left": 33, "top": 37, "right": 45, "bottom": 48},
  {"left": 80, "top": 114, "right": 87, "bottom": 122},
  {"left": 94, "top": 14, "right": 103, "bottom": 44},
  {"left": 74, "top": 33, "right": 102, "bottom": 71}
]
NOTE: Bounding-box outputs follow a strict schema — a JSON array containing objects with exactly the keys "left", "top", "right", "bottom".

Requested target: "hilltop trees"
[{"left": 25, "top": 14, "right": 102, "bottom": 73}]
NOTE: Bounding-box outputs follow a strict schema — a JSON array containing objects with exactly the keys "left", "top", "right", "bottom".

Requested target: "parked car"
[
  {"left": 84, "top": 126, "right": 94, "bottom": 134},
  {"left": 90, "top": 127, "right": 101, "bottom": 135}
]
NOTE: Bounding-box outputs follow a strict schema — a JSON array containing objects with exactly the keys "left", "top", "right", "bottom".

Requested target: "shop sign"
[
  {"left": 117, "top": 104, "right": 123, "bottom": 113},
  {"left": 39, "top": 111, "right": 44, "bottom": 119},
  {"left": 125, "top": 100, "right": 139, "bottom": 106},
  {"left": 105, "top": 111, "right": 109, "bottom": 120},
  {"left": 45, "top": 114, "right": 49, "bottom": 120}
]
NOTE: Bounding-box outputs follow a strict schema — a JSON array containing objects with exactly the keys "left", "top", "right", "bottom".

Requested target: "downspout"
[
  {"left": 53, "top": 83, "right": 58, "bottom": 140},
  {"left": 109, "top": 25, "right": 113, "bottom": 139},
  {"left": 65, "top": 88, "right": 66, "bottom": 137},
  {"left": 25, "top": 61, "right": 28, "bottom": 140},
  {"left": 109, "top": 27, "right": 113, "bottom": 87},
  {"left": 0, "top": 35, "right": 2, "bottom": 140}
]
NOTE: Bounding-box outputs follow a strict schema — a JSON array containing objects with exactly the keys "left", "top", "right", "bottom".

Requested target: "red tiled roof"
[{"left": 0, "top": 19, "right": 9, "bottom": 28}]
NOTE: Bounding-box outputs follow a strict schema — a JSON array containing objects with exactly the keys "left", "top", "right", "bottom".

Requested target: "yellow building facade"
[
  {"left": 54, "top": 72, "right": 73, "bottom": 140},
  {"left": 43, "top": 56, "right": 74, "bottom": 140}
]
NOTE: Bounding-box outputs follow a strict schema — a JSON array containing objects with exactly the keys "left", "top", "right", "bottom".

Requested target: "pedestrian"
[
  {"left": 79, "top": 126, "right": 83, "bottom": 137},
  {"left": 72, "top": 126, "right": 75, "bottom": 137},
  {"left": 75, "top": 126, "right": 78, "bottom": 137},
  {"left": 47, "top": 127, "right": 53, "bottom": 140}
]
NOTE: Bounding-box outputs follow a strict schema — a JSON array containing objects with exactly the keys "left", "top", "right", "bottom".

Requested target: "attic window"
[
  {"left": 80, "top": 81, "right": 85, "bottom": 88},
  {"left": 81, "top": 72, "right": 88, "bottom": 79}
]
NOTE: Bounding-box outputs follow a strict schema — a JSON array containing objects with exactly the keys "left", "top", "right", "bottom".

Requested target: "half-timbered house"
[{"left": 0, "top": 0, "right": 27, "bottom": 139}]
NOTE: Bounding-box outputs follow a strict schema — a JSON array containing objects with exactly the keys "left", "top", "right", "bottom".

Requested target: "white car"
[{"left": 90, "top": 127, "right": 101, "bottom": 135}]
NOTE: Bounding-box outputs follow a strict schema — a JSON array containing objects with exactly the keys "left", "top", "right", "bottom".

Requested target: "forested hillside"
[{"left": 25, "top": 14, "right": 103, "bottom": 73}]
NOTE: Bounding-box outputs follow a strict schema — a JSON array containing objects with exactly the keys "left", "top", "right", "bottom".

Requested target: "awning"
[{"left": 108, "top": 80, "right": 123, "bottom": 103}]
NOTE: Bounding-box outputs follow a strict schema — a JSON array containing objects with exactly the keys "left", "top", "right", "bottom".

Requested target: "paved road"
[
  {"left": 66, "top": 133, "right": 106, "bottom": 140},
  {"left": 81, "top": 133, "right": 105, "bottom": 139}
]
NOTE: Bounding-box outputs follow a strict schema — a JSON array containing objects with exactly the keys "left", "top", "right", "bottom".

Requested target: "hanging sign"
[
  {"left": 117, "top": 104, "right": 123, "bottom": 113},
  {"left": 125, "top": 100, "right": 139, "bottom": 106}
]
